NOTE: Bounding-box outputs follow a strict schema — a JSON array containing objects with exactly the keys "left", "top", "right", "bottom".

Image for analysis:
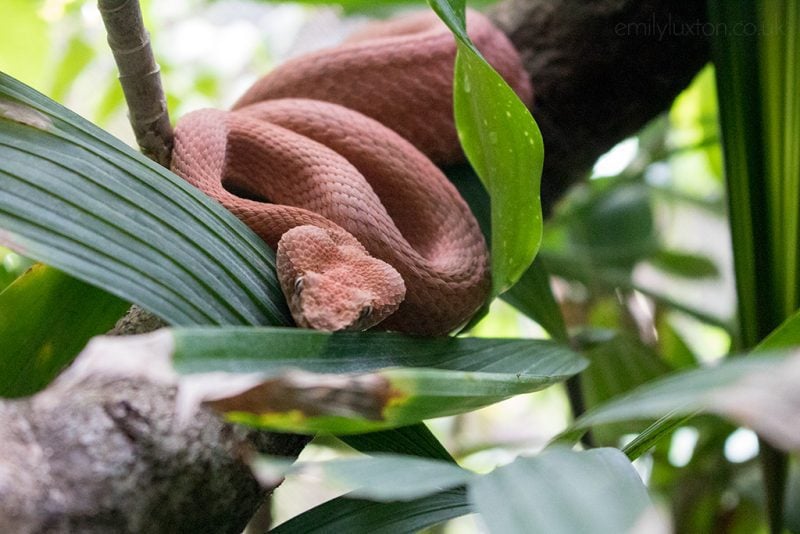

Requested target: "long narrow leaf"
[
  {"left": 256, "top": 454, "right": 472, "bottom": 502},
  {"left": 594, "top": 305, "right": 800, "bottom": 458},
  {"left": 709, "top": 4, "right": 800, "bottom": 522},
  {"left": 341, "top": 424, "right": 455, "bottom": 462},
  {"left": 77, "top": 327, "right": 584, "bottom": 434},
  {"left": 0, "top": 73, "right": 290, "bottom": 327},
  {"left": 271, "top": 488, "right": 470, "bottom": 533},
  {"left": 560, "top": 350, "right": 800, "bottom": 452},
  {"left": 469, "top": 448, "right": 653, "bottom": 534},
  {"left": 172, "top": 327, "right": 583, "bottom": 376}
]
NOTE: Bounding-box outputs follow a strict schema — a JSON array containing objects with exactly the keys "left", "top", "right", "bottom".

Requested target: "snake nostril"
[
  {"left": 359, "top": 305, "right": 373, "bottom": 321},
  {"left": 293, "top": 276, "right": 304, "bottom": 295}
]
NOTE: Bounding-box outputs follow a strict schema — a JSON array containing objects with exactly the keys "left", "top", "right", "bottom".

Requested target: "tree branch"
[
  {"left": 0, "top": 369, "right": 307, "bottom": 533},
  {"left": 490, "top": 0, "right": 710, "bottom": 212},
  {"left": 98, "top": 0, "right": 173, "bottom": 166}
]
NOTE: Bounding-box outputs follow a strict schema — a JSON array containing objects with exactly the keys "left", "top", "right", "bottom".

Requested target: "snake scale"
[{"left": 171, "top": 10, "right": 532, "bottom": 335}]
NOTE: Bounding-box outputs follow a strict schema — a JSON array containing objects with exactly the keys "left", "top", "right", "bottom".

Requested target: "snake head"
[{"left": 276, "top": 225, "right": 406, "bottom": 332}]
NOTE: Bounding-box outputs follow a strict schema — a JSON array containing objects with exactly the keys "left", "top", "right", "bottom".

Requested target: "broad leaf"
[
  {"left": 0, "top": 73, "right": 290, "bottom": 327},
  {"left": 172, "top": 327, "right": 584, "bottom": 376},
  {"left": 448, "top": 165, "right": 567, "bottom": 340},
  {"left": 429, "top": 0, "right": 544, "bottom": 295},
  {"left": 551, "top": 182, "right": 657, "bottom": 270},
  {"left": 469, "top": 448, "right": 653, "bottom": 534},
  {"left": 268, "top": 449, "right": 654, "bottom": 534},
  {"left": 0, "top": 264, "right": 129, "bottom": 397}
]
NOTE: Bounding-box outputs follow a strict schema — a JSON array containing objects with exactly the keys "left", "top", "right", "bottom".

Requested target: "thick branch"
[
  {"left": 0, "top": 308, "right": 310, "bottom": 534},
  {"left": 490, "top": 0, "right": 710, "bottom": 211},
  {"left": 0, "top": 373, "right": 307, "bottom": 534},
  {"left": 98, "top": 0, "right": 173, "bottom": 166}
]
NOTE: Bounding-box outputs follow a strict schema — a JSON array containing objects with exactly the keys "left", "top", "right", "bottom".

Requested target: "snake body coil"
[{"left": 171, "top": 10, "right": 532, "bottom": 335}]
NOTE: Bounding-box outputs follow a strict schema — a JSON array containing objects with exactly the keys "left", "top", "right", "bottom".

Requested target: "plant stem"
[
  {"left": 565, "top": 375, "right": 594, "bottom": 448},
  {"left": 97, "top": 0, "right": 173, "bottom": 166},
  {"left": 761, "top": 442, "right": 788, "bottom": 534}
]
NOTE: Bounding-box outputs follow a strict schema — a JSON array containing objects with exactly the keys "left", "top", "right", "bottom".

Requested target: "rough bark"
[
  {"left": 0, "top": 0, "right": 710, "bottom": 532},
  {"left": 0, "top": 375, "right": 307, "bottom": 534},
  {"left": 489, "top": 0, "right": 709, "bottom": 212},
  {"left": 0, "top": 307, "right": 310, "bottom": 534}
]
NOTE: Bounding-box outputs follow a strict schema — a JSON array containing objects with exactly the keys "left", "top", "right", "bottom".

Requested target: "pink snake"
[{"left": 171, "top": 10, "right": 532, "bottom": 335}]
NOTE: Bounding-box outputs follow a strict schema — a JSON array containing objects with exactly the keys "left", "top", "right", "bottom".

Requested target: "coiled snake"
[{"left": 171, "top": 10, "right": 532, "bottom": 335}]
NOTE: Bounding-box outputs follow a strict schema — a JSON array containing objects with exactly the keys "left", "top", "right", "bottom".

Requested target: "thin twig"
[{"left": 98, "top": 0, "right": 173, "bottom": 167}]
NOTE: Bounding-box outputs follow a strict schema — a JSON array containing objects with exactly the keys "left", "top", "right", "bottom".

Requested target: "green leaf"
[
  {"left": 0, "top": 72, "right": 291, "bottom": 327},
  {"left": 621, "top": 412, "right": 695, "bottom": 460},
  {"left": 656, "top": 314, "right": 699, "bottom": 369},
  {"left": 648, "top": 249, "right": 719, "bottom": 279},
  {"left": 271, "top": 488, "right": 470, "bottom": 533},
  {"left": 579, "top": 333, "right": 672, "bottom": 444},
  {"left": 756, "top": 306, "right": 800, "bottom": 352},
  {"left": 0, "top": 265, "right": 129, "bottom": 397},
  {"left": 710, "top": 1, "right": 800, "bottom": 347},
  {"left": 168, "top": 327, "right": 586, "bottom": 433},
  {"left": 469, "top": 448, "right": 653, "bottom": 534},
  {"left": 447, "top": 165, "right": 567, "bottom": 340},
  {"left": 580, "top": 334, "right": 672, "bottom": 404},
  {"left": 172, "top": 327, "right": 583, "bottom": 375},
  {"left": 501, "top": 257, "right": 569, "bottom": 343},
  {"left": 0, "top": 246, "right": 34, "bottom": 290},
  {"left": 268, "top": 454, "right": 472, "bottom": 502},
  {"left": 271, "top": 449, "right": 653, "bottom": 533},
  {"left": 429, "top": 0, "right": 544, "bottom": 296},
  {"left": 611, "top": 304, "right": 800, "bottom": 459},
  {"left": 341, "top": 424, "right": 455, "bottom": 462},
  {"left": 710, "top": 3, "right": 799, "bottom": 526},
  {"left": 562, "top": 350, "right": 800, "bottom": 451},
  {"left": 558, "top": 182, "right": 657, "bottom": 269},
  {"left": 541, "top": 243, "right": 734, "bottom": 333}
]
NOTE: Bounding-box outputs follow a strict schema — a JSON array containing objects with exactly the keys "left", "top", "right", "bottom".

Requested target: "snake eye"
[
  {"left": 359, "top": 305, "right": 373, "bottom": 321},
  {"left": 293, "top": 277, "right": 304, "bottom": 295}
]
